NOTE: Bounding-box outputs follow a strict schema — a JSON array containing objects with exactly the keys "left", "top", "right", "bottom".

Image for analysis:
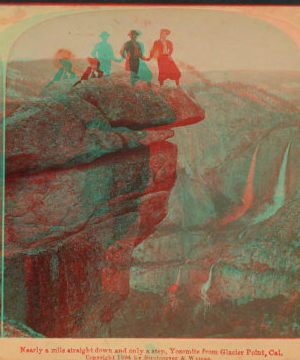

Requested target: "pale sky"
[{"left": 1, "top": 6, "right": 300, "bottom": 71}]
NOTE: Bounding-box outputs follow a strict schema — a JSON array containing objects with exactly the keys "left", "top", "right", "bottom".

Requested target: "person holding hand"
[{"left": 147, "top": 29, "right": 181, "bottom": 87}]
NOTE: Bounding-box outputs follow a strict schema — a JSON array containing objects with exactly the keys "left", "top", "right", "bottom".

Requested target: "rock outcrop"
[
  {"left": 7, "top": 62, "right": 299, "bottom": 339},
  {"left": 3, "top": 77, "right": 205, "bottom": 337}
]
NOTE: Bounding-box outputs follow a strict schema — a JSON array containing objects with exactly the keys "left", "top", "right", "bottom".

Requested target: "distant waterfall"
[
  {"left": 252, "top": 141, "right": 291, "bottom": 225},
  {"left": 220, "top": 144, "right": 259, "bottom": 226}
]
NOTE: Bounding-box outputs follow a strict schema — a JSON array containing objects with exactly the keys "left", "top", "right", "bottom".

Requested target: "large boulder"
[{"left": 6, "top": 80, "right": 204, "bottom": 176}]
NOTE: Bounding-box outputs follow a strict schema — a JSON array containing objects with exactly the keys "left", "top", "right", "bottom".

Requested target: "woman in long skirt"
[{"left": 147, "top": 29, "right": 181, "bottom": 86}]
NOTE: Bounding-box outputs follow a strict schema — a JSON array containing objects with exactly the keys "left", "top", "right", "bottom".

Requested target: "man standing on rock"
[
  {"left": 120, "top": 30, "right": 147, "bottom": 87},
  {"left": 91, "top": 31, "right": 122, "bottom": 75},
  {"left": 147, "top": 29, "right": 181, "bottom": 87}
]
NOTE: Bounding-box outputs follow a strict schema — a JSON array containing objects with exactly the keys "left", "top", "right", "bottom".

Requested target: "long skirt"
[{"left": 157, "top": 55, "right": 181, "bottom": 83}]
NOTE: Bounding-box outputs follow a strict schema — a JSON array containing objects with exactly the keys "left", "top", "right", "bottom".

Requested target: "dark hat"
[
  {"left": 128, "top": 30, "right": 141, "bottom": 37},
  {"left": 99, "top": 31, "right": 110, "bottom": 38},
  {"left": 160, "top": 29, "right": 171, "bottom": 35}
]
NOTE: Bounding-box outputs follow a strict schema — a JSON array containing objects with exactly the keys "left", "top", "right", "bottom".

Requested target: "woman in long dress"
[{"left": 147, "top": 29, "right": 181, "bottom": 86}]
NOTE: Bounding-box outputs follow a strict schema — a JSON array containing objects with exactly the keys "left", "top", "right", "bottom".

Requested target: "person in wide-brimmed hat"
[
  {"left": 91, "top": 30, "right": 122, "bottom": 75},
  {"left": 132, "top": 30, "right": 153, "bottom": 88},
  {"left": 120, "top": 29, "right": 148, "bottom": 87},
  {"left": 147, "top": 29, "right": 181, "bottom": 87},
  {"left": 128, "top": 29, "right": 140, "bottom": 37},
  {"left": 99, "top": 31, "right": 110, "bottom": 39}
]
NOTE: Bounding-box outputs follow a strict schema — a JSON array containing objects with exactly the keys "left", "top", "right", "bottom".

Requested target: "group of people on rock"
[
  {"left": 119, "top": 28, "right": 181, "bottom": 87},
  {"left": 45, "top": 28, "right": 181, "bottom": 89}
]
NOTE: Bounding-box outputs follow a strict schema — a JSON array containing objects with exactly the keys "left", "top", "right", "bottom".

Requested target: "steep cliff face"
[
  {"left": 119, "top": 72, "right": 300, "bottom": 338},
  {"left": 3, "top": 77, "right": 205, "bottom": 337}
]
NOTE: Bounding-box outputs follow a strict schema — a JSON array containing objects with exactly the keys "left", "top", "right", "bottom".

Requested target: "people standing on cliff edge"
[
  {"left": 147, "top": 29, "right": 181, "bottom": 87},
  {"left": 91, "top": 31, "right": 122, "bottom": 75},
  {"left": 120, "top": 30, "right": 148, "bottom": 87}
]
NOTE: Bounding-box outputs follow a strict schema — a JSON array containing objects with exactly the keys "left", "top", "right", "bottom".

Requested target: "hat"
[
  {"left": 99, "top": 31, "right": 110, "bottom": 38},
  {"left": 128, "top": 30, "right": 141, "bottom": 37},
  {"left": 160, "top": 29, "right": 171, "bottom": 35}
]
